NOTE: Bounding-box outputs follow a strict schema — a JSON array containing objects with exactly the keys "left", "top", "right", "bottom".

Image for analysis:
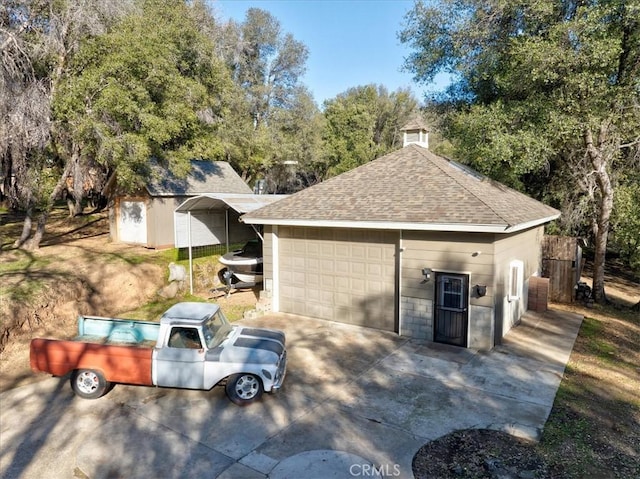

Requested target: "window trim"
[{"left": 508, "top": 260, "right": 524, "bottom": 302}]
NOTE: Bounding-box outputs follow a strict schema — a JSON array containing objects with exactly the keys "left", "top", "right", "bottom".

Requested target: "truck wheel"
[
  {"left": 225, "top": 373, "right": 263, "bottom": 406},
  {"left": 70, "top": 369, "right": 110, "bottom": 399}
]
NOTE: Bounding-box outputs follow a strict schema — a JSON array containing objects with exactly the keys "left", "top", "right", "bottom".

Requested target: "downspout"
[
  {"left": 272, "top": 226, "right": 279, "bottom": 312},
  {"left": 250, "top": 224, "right": 265, "bottom": 242},
  {"left": 238, "top": 214, "right": 265, "bottom": 242},
  {"left": 397, "top": 230, "right": 403, "bottom": 336}
]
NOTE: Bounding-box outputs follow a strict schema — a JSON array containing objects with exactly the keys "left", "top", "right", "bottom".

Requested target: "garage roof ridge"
[{"left": 412, "top": 146, "right": 516, "bottom": 225}]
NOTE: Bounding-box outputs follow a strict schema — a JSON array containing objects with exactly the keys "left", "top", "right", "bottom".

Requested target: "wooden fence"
[{"left": 541, "top": 235, "right": 583, "bottom": 303}]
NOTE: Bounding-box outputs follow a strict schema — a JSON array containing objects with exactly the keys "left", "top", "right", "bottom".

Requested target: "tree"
[
  {"left": 260, "top": 85, "right": 325, "bottom": 193},
  {"left": 214, "top": 8, "right": 315, "bottom": 185},
  {"left": 1, "top": 0, "right": 135, "bottom": 248},
  {"left": 400, "top": 0, "right": 640, "bottom": 303},
  {"left": 321, "top": 85, "right": 419, "bottom": 177},
  {"left": 221, "top": 8, "right": 308, "bottom": 129},
  {"left": 611, "top": 174, "right": 640, "bottom": 271},
  {"left": 6, "top": 0, "right": 232, "bottom": 250},
  {"left": 55, "top": 0, "right": 232, "bottom": 187}
]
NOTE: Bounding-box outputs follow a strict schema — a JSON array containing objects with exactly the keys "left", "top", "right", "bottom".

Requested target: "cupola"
[{"left": 400, "top": 117, "right": 429, "bottom": 149}]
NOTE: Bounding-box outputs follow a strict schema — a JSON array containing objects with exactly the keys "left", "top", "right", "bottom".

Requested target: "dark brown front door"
[{"left": 434, "top": 273, "right": 469, "bottom": 347}]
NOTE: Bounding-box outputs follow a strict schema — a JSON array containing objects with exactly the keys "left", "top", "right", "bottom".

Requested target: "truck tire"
[
  {"left": 70, "top": 369, "right": 110, "bottom": 399},
  {"left": 225, "top": 373, "right": 263, "bottom": 406}
]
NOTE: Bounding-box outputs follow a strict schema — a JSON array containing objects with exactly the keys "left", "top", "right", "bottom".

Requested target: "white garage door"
[
  {"left": 278, "top": 227, "right": 397, "bottom": 331},
  {"left": 119, "top": 201, "right": 147, "bottom": 244}
]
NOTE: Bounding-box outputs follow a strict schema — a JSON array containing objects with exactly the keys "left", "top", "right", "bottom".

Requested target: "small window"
[
  {"left": 439, "top": 275, "right": 466, "bottom": 310},
  {"left": 168, "top": 327, "right": 202, "bottom": 349},
  {"left": 509, "top": 260, "right": 523, "bottom": 301}
]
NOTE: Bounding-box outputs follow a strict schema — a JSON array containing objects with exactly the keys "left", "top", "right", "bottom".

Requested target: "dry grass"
[{"left": 538, "top": 298, "right": 639, "bottom": 478}]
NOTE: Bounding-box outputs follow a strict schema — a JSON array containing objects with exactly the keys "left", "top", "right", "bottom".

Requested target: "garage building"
[{"left": 241, "top": 125, "right": 560, "bottom": 350}]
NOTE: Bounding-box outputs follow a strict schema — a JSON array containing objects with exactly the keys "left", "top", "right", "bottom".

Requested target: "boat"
[{"left": 218, "top": 239, "right": 263, "bottom": 286}]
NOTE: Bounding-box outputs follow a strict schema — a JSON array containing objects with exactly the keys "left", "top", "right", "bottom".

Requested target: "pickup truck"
[{"left": 30, "top": 302, "right": 286, "bottom": 406}]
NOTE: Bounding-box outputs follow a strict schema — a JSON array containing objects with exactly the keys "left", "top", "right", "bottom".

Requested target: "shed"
[
  {"left": 110, "top": 160, "right": 253, "bottom": 248},
  {"left": 241, "top": 125, "right": 560, "bottom": 350}
]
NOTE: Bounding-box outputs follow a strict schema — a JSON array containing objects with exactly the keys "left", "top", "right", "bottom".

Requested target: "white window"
[
  {"left": 438, "top": 274, "right": 467, "bottom": 310},
  {"left": 508, "top": 260, "right": 523, "bottom": 301}
]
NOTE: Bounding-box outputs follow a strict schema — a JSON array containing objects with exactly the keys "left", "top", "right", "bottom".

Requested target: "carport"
[{"left": 174, "top": 193, "right": 287, "bottom": 293}]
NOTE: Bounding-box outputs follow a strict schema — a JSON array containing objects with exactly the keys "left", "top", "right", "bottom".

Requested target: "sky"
[{"left": 212, "top": 0, "right": 449, "bottom": 106}]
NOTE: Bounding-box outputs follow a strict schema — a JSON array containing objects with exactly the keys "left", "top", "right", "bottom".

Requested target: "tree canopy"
[
  {"left": 214, "top": 8, "right": 316, "bottom": 186},
  {"left": 401, "top": 0, "right": 640, "bottom": 300},
  {"left": 321, "top": 85, "right": 419, "bottom": 177},
  {"left": 54, "top": 0, "right": 232, "bottom": 193}
]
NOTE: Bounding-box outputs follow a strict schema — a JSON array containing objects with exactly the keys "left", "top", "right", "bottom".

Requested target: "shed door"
[
  {"left": 434, "top": 273, "right": 469, "bottom": 347},
  {"left": 118, "top": 200, "right": 147, "bottom": 244},
  {"left": 278, "top": 228, "right": 397, "bottom": 331}
]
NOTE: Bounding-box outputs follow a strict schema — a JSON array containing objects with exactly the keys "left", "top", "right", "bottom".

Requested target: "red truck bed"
[{"left": 30, "top": 339, "right": 153, "bottom": 386}]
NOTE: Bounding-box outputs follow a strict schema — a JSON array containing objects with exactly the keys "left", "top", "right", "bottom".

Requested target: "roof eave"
[
  {"left": 502, "top": 213, "right": 561, "bottom": 233},
  {"left": 240, "top": 213, "right": 560, "bottom": 233}
]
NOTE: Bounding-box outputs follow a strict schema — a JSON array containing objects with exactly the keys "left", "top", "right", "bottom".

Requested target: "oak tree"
[{"left": 401, "top": 0, "right": 640, "bottom": 302}]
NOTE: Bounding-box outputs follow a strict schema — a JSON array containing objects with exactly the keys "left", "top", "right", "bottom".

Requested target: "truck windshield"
[{"left": 202, "top": 310, "right": 232, "bottom": 349}]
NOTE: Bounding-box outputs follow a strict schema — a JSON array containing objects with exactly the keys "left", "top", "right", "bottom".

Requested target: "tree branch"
[{"left": 619, "top": 137, "right": 640, "bottom": 149}]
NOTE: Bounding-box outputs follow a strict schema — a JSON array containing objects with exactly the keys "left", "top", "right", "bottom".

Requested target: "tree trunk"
[
  {"left": 15, "top": 159, "right": 73, "bottom": 250},
  {"left": 584, "top": 126, "right": 614, "bottom": 304},
  {"left": 13, "top": 207, "right": 33, "bottom": 248},
  {"left": 26, "top": 211, "right": 49, "bottom": 250}
]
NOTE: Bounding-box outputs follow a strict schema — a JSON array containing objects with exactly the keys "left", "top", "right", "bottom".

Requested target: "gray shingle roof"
[
  {"left": 147, "top": 160, "right": 251, "bottom": 196},
  {"left": 242, "top": 145, "right": 560, "bottom": 233},
  {"left": 400, "top": 117, "right": 430, "bottom": 131}
]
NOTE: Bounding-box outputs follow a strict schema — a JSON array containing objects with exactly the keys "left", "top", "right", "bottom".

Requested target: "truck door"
[{"left": 155, "top": 326, "right": 205, "bottom": 389}]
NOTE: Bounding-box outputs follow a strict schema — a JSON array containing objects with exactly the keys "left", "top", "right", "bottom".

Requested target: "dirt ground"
[{"left": 0, "top": 209, "right": 258, "bottom": 392}]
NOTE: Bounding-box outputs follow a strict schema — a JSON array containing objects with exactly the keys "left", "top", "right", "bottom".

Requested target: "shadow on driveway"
[{"left": 0, "top": 309, "right": 582, "bottom": 479}]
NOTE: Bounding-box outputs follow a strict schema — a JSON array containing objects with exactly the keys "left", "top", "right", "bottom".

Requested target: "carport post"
[
  {"left": 225, "top": 208, "right": 230, "bottom": 253},
  {"left": 188, "top": 211, "right": 193, "bottom": 295}
]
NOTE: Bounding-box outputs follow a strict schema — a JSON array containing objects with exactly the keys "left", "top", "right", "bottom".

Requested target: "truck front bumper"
[{"left": 271, "top": 350, "right": 287, "bottom": 393}]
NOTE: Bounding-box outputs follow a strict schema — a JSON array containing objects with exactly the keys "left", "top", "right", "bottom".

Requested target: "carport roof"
[
  {"left": 241, "top": 145, "right": 560, "bottom": 234},
  {"left": 175, "top": 193, "right": 288, "bottom": 214}
]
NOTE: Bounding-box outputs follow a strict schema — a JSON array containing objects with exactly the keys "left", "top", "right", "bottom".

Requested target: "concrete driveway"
[{"left": 0, "top": 309, "right": 582, "bottom": 479}]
